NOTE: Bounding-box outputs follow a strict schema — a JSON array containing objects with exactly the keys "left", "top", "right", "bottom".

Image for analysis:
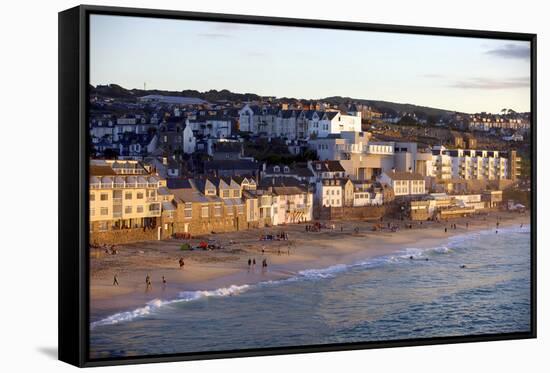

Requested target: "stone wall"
[
  {"left": 315, "top": 205, "right": 386, "bottom": 221},
  {"left": 91, "top": 227, "right": 158, "bottom": 245}
]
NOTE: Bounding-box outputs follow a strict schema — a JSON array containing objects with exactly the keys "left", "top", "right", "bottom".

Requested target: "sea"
[{"left": 89, "top": 225, "right": 532, "bottom": 359}]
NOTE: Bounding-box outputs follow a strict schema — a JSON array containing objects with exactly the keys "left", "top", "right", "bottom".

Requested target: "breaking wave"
[{"left": 91, "top": 224, "right": 530, "bottom": 329}]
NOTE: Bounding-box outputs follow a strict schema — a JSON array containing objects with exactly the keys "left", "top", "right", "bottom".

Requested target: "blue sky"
[{"left": 90, "top": 15, "right": 531, "bottom": 114}]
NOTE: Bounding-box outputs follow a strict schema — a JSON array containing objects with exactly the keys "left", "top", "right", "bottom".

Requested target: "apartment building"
[
  {"left": 309, "top": 132, "right": 395, "bottom": 180},
  {"left": 430, "top": 146, "right": 517, "bottom": 181},
  {"left": 89, "top": 160, "right": 166, "bottom": 241}
]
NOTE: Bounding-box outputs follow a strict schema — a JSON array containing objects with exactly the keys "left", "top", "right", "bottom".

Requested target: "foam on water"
[{"left": 91, "top": 224, "right": 530, "bottom": 329}]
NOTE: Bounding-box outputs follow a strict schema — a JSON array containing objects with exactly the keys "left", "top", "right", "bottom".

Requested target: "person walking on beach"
[
  {"left": 145, "top": 274, "right": 152, "bottom": 291},
  {"left": 444, "top": 227, "right": 448, "bottom": 233},
  {"left": 113, "top": 274, "right": 119, "bottom": 286},
  {"left": 179, "top": 257, "right": 185, "bottom": 269},
  {"left": 253, "top": 258, "right": 256, "bottom": 266},
  {"left": 248, "top": 258, "right": 252, "bottom": 267}
]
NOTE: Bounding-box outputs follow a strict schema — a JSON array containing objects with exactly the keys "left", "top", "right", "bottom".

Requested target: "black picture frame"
[{"left": 58, "top": 4, "right": 537, "bottom": 367}]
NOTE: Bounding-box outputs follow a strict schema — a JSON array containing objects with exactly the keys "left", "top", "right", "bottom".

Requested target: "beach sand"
[{"left": 90, "top": 210, "right": 529, "bottom": 321}]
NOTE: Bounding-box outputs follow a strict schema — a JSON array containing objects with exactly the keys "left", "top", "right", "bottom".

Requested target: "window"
[
  {"left": 137, "top": 206, "right": 144, "bottom": 213},
  {"left": 222, "top": 190, "right": 230, "bottom": 198},
  {"left": 233, "top": 190, "right": 240, "bottom": 198},
  {"left": 99, "top": 221, "right": 108, "bottom": 231},
  {"left": 100, "top": 193, "right": 108, "bottom": 201},
  {"left": 184, "top": 203, "right": 192, "bottom": 218},
  {"left": 90, "top": 208, "right": 95, "bottom": 216},
  {"left": 214, "top": 205, "right": 222, "bottom": 217},
  {"left": 137, "top": 192, "right": 144, "bottom": 199},
  {"left": 201, "top": 206, "right": 209, "bottom": 218},
  {"left": 100, "top": 207, "right": 108, "bottom": 215},
  {"left": 90, "top": 193, "right": 95, "bottom": 201},
  {"left": 125, "top": 192, "right": 132, "bottom": 200}
]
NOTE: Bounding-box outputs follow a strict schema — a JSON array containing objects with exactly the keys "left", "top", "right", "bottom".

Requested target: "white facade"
[
  {"left": 183, "top": 125, "right": 196, "bottom": 154},
  {"left": 431, "top": 146, "right": 510, "bottom": 181},
  {"left": 239, "top": 104, "right": 361, "bottom": 139},
  {"left": 316, "top": 180, "right": 343, "bottom": 208},
  {"left": 186, "top": 117, "right": 231, "bottom": 139},
  {"left": 378, "top": 172, "right": 426, "bottom": 197}
]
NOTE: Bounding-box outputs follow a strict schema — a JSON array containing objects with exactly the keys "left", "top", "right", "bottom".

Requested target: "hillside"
[{"left": 90, "top": 84, "right": 457, "bottom": 117}]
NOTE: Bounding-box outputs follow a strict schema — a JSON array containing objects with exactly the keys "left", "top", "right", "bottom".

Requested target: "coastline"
[{"left": 90, "top": 211, "right": 529, "bottom": 324}]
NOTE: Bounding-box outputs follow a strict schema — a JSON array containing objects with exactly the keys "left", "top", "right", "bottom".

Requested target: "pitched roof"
[
  {"left": 385, "top": 171, "right": 425, "bottom": 181},
  {"left": 90, "top": 165, "right": 117, "bottom": 176},
  {"left": 325, "top": 111, "right": 339, "bottom": 120},
  {"left": 204, "top": 160, "right": 259, "bottom": 171},
  {"left": 311, "top": 160, "right": 345, "bottom": 172},
  {"left": 272, "top": 186, "right": 308, "bottom": 196}
]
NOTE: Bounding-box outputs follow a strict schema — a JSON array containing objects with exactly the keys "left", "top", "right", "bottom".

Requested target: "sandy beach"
[{"left": 90, "top": 210, "right": 529, "bottom": 321}]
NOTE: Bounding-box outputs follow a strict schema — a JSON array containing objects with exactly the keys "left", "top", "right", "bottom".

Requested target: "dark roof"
[
  {"left": 90, "top": 165, "right": 116, "bottom": 176},
  {"left": 205, "top": 160, "right": 259, "bottom": 171},
  {"left": 325, "top": 111, "right": 339, "bottom": 120},
  {"left": 259, "top": 177, "right": 306, "bottom": 188},
  {"left": 166, "top": 179, "right": 193, "bottom": 189},
  {"left": 213, "top": 142, "right": 242, "bottom": 153},
  {"left": 272, "top": 186, "right": 307, "bottom": 196},
  {"left": 265, "top": 164, "right": 314, "bottom": 177},
  {"left": 385, "top": 171, "right": 425, "bottom": 181},
  {"left": 311, "top": 161, "right": 345, "bottom": 172}
]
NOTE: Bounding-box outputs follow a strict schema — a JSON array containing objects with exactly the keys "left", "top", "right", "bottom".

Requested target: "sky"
[{"left": 90, "top": 15, "right": 531, "bottom": 114}]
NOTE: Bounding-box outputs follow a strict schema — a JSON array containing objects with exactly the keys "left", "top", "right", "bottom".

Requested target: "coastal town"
[{"left": 89, "top": 85, "right": 530, "bottom": 248}]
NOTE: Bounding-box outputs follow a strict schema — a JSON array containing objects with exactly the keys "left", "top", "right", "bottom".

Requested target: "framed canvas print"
[{"left": 58, "top": 5, "right": 537, "bottom": 367}]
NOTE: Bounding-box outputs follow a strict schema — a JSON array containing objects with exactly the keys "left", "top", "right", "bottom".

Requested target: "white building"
[
  {"left": 430, "top": 146, "right": 510, "bottom": 181},
  {"left": 270, "top": 186, "right": 313, "bottom": 224},
  {"left": 378, "top": 171, "right": 426, "bottom": 197},
  {"left": 183, "top": 125, "right": 196, "bottom": 154},
  {"left": 309, "top": 132, "right": 395, "bottom": 180},
  {"left": 316, "top": 179, "right": 343, "bottom": 208},
  {"left": 186, "top": 116, "right": 231, "bottom": 139},
  {"left": 239, "top": 104, "right": 361, "bottom": 139}
]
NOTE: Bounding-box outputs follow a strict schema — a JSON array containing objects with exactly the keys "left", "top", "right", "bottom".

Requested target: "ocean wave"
[
  {"left": 91, "top": 224, "right": 530, "bottom": 329},
  {"left": 91, "top": 285, "right": 251, "bottom": 329}
]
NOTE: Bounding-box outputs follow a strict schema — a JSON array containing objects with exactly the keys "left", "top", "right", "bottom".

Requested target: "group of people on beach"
[
  {"left": 444, "top": 223, "right": 459, "bottom": 233},
  {"left": 112, "top": 273, "right": 168, "bottom": 291},
  {"left": 247, "top": 257, "right": 268, "bottom": 269}
]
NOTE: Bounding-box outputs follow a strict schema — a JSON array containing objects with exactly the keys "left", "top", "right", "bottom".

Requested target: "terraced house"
[{"left": 168, "top": 178, "right": 247, "bottom": 236}]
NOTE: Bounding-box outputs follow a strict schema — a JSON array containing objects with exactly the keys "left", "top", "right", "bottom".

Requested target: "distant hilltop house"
[
  {"left": 138, "top": 95, "right": 209, "bottom": 106},
  {"left": 185, "top": 115, "right": 232, "bottom": 139},
  {"left": 157, "top": 116, "right": 196, "bottom": 155},
  {"left": 238, "top": 103, "right": 361, "bottom": 140},
  {"left": 467, "top": 113, "right": 530, "bottom": 132}
]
